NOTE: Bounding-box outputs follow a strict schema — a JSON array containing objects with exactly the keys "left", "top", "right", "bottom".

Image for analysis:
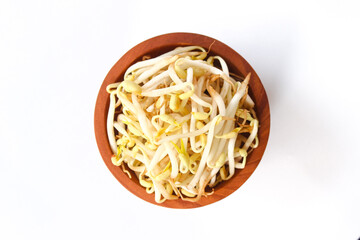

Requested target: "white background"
[{"left": 1, "top": 0, "right": 359, "bottom": 239}]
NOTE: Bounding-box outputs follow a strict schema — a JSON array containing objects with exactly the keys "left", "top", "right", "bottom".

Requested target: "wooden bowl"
[{"left": 94, "top": 32, "right": 270, "bottom": 208}]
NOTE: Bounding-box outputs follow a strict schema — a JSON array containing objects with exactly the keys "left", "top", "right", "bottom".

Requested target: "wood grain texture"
[{"left": 94, "top": 32, "right": 270, "bottom": 208}]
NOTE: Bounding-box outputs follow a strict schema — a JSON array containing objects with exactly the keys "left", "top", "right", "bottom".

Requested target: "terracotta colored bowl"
[{"left": 94, "top": 32, "right": 270, "bottom": 208}]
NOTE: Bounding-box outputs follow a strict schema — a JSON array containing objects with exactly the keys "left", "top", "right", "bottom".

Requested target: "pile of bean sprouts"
[{"left": 106, "top": 46, "right": 259, "bottom": 203}]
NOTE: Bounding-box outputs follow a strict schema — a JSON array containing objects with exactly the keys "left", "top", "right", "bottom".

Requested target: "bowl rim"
[{"left": 94, "top": 32, "right": 270, "bottom": 209}]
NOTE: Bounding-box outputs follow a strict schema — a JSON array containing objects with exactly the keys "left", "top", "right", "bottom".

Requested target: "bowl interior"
[{"left": 94, "top": 32, "right": 270, "bottom": 208}]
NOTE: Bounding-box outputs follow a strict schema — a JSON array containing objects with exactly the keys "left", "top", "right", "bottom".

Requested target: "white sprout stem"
[
  {"left": 223, "top": 73, "right": 250, "bottom": 118},
  {"left": 107, "top": 92, "right": 117, "bottom": 153},
  {"left": 141, "top": 70, "right": 170, "bottom": 90},
  {"left": 213, "top": 56, "right": 229, "bottom": 76},
  {"left": 133, "top": 66, "right": 152, "bottom": 77},
  {"left": 131, "top": 94, "right": 155, "bottom": 141},
  {"left": 210, "top": 119, "right": 234, "bottom": 166},
  {"left": 135, "top": 55, "right": 179, "bottom": 84},
  {"left": 208, "top": 86, "right": 226, "bottom": 132},
  {"left": 209, "top": 166, "right": 221, "bottom": 182},
  {"left": 127, "top": 160, "right": 145, "bottom": 172},
  {"left": 106, "top": 82, "right": 121, "bottom": 93},
  {"left": 170, "top": 113, "right": 191, "bottom": 125},
  {"left": 186, "top": 67, "right": 193, "bottom": 84},
  {"left": 243, "top": 120, "right": 259, "bottom": 150},
  {"left": 206, "top": 137, "right": 221, "bottom": 164},
  {"left": 209, "top": 174, "right": 217, "bottom": 187},
  {"left": 214, "top": 56, "right": 232, "bottom": 102},
  {"left": 195, "top": 168, "right": 211, "bottom": 198},
  {"left": 131, "top": 138, "right": 155, "bottom": 157},
  {"left": 176, "top": 58, "right": 231, "bottom": 84},
  {"left": 188, "top": 116, "right": 221, "bottom": 189},
  {"left": 118, "top": 114, "right": 140, "bottom": 128},
  {"left": 181, "top": 121, "right": 189, "bottom": 152},
  {"left": 230, "top": 76, "right": 254, "bottom": 107},
  {"left": 148, "top": 144, "right": 166, "bottom": 172},
  {"left": 208, "top": 75, "right": 250, "bottom": 165},
  {"left": 244, "top": 95, "right": 255, "bottom": 108},
  {"left": 191, "top": 93, "right": 212, "bottom": 111},
  {"left": 115, "top": 89, "right": 138, "bottom": 115},
  {"left": 220, "top": 82, "right": 230, "bottom": 102},
  {"left": 200, "top": 96, "right": 212, "bottom": 103},
  {"left": 153, "top": 181, "right": 163, "bottom": 203},
  {"left": 225, "top": 136, "right": 237, "bottom": 179},
  {"left": 189, "top": 101, "right": 202, "bottom": 153},
  {"left": 168, "top": 64, "right": 185, "bottom": 84},
  {"left": 163, "top": 142, "right": 179, "bottom": 179},
  {"left": 154, "top": 181, "right": 177, "bottom": 200},
  {"left": 113, "top": 122, "right": 130, "bottom": 139},
  {"left": 122, "top": 149, "right": 148, "bottom": 166},
  {"left": 155, "top": 117, "right": 214, "bottom": 144},
  {"left": 196, "top": 76, "right": 205, "bottom": 96},
  {"left": 124, "top": 55, "right": 169, "bottom": 78},
  {"left": 175, "top": 173, "right": 194, "bottom": 187},
  {"left": 142, "top": 82, "right": 193, "bottom": 97},
  {"left": 159, "top": 101, "right": 166, "bottom": 126},
  {"left": 234, "top": 120, "right": 259, "bottom": 169},
  {"left": 168, "top": 64, "right": 194, "bottom": 98},
  {"left": 140, "top": 96, "right": 155, "bottom": 109},
  {"left": 146, "top": 103, "right": 155, "bottom": 112},
  {"left": 210, "top": 99, "right": 218, "bottom": 120}
]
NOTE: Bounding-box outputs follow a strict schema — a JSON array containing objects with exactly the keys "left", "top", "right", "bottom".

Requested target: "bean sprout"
[{"left": 106, "top": 46, "right": 259, "bottom": 203}]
